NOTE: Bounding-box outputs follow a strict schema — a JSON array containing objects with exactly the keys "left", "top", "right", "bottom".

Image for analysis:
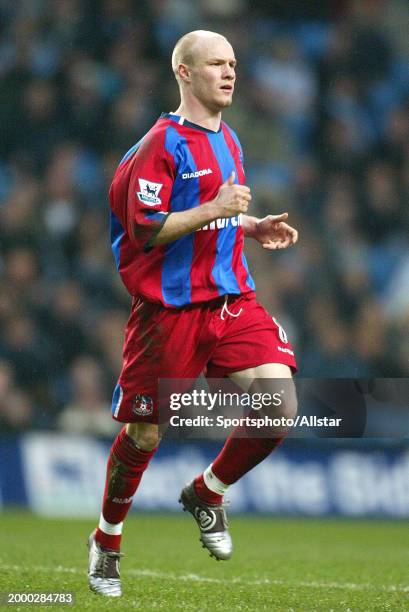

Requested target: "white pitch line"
[
  {"left": 2, "top": 564, "right": 409, "bottom": 594},
  {"left": 126, "top": 569, "right": 409, "bottom": 594}
]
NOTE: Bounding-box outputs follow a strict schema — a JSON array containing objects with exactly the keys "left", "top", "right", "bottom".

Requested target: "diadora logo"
[
  {"left": 182, "top": 168, "right": 213, "bottom": 179},
  {"left": 137, "top": 178, "right": 163, "bottom": 206},
  {"left": 194, "top": 507, "right": 217, "bottom": 532}
]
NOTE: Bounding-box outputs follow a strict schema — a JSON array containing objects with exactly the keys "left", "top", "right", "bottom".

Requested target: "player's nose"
[{"left": 222, "top": 66, "right": 235, "bottom": 80}]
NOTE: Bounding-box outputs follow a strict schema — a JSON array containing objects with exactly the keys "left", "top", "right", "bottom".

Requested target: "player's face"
[{"left": 189, "top": 38, "right": 236, "bottom": 112}]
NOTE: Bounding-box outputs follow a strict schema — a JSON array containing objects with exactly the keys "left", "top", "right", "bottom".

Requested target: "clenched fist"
[{"left": 213, "top": 171, "right": 251, "bottom": 217}]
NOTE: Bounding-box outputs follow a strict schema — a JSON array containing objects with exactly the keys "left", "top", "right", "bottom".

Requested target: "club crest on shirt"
[
  {"left": 132, "top": 394, "right": 154, "bottom": 416},
  {"left": 137, "top": 179, "right": 163, "bottom": 206}
]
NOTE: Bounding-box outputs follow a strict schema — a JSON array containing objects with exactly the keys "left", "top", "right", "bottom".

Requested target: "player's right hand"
[{"left": 214, "top": 171, "right": 251, "bottom": 217}]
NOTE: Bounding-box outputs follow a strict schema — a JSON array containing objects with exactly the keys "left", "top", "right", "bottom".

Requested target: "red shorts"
[{"left": 111, "top": 292, "right": 297, "bottom": 423}]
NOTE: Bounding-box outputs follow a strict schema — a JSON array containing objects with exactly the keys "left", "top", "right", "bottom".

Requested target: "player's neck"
[{"left": 173, "top": 101, "right": 222, "bottom": 133}]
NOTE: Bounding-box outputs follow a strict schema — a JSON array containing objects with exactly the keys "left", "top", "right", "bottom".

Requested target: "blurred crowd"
[{"left": 0, "top": 0, "right": 408, "bottom": 433}]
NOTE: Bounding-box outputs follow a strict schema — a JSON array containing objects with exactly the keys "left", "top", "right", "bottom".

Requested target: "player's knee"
[
  {"left": 253, "top": 383, "right": 297, "bottom": 437},
  {"left": 260, "top": 395, "right": 297, "bottom": 437},
  {"left": 251, "top": 379, "right": 298, "bottom": 421},
  {"left": 126, "top": 423, "right": 161, "bottom": 451},
  {"left": 138, "top": 432, "right": 161, "bottom": 451},
  {"left": 273, "top": 401, "right": 296, "bottom": 437},
  {"left": 275, "top": 392, "right": 298, "bottom": 421}
]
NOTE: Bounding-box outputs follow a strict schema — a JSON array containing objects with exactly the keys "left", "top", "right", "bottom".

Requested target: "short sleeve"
[{"left": 127, "top": 133, "right": 176, "bottom": 251}]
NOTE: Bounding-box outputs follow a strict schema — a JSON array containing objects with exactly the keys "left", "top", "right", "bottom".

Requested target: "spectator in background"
[
  {"left": 13, "top": 79, "right": 65, "bottom": 171},
  {"left": 57, "top": 356, "right": 120, "bottom": 436},
  {"left": 0, "top": 360, "right": 34, "bottom": 432},
  {"left": 251, "top": 36, "right": 316, "bottom": 151},
  {"left": 42, "top": 281, "right": 88, "bottom": 373}
]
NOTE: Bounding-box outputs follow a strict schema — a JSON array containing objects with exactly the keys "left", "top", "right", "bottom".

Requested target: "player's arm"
[
  {"left": 151, "top": 171, "right": 251, "bottom": 246},
  {"left": 242, "top": 213, "right": 298, "bottom": 250}
]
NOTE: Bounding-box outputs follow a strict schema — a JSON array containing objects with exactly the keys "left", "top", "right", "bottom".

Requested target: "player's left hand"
[{"left": 254, "top": 213, "right": 298, "bottom": 250}]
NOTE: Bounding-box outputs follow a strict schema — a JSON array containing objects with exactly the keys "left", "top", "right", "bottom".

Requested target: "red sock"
[
  {"left": 194, "top": 414, "right": 284, "bottom": 504},
  {"left": 194, "top": 474, "right": 224, "bottom": 505},
  {"left": 95, "top": 427, "right": 156, "bottom": 551},
  {"left": 211, "top": 409, "right": 284, "bottom": 485},
  {"left": 211, "top": 435, "right": 283, "bottom": 484}
]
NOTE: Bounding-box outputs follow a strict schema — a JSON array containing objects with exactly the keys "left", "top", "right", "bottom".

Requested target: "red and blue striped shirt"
[{"left": 109, "top": 113, "right": 255, "bottom": 307}]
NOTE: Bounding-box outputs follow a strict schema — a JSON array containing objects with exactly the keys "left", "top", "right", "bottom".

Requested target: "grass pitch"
[{"left": 0, "top": 511, "right": 407, "bottom": 611}]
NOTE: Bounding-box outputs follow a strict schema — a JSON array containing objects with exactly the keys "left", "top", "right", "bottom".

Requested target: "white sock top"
[
  {"left": 203, "top": 464, "right": 229, "bottom": 496},
  {"left": 98, "top": 513, "right": 123, "bottom": 536}
]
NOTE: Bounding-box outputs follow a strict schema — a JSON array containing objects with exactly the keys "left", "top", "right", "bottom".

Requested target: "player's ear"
[{"left": 178, "top": 63, "right": 191, "bottom": 83}]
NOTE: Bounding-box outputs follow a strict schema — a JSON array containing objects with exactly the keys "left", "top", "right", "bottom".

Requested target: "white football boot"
[
  {"left": 179, "top": 480, "right": 233, "bottom": 560},
  {"left": 87, "top": 530, "right": 123, "bottom": 597}
]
